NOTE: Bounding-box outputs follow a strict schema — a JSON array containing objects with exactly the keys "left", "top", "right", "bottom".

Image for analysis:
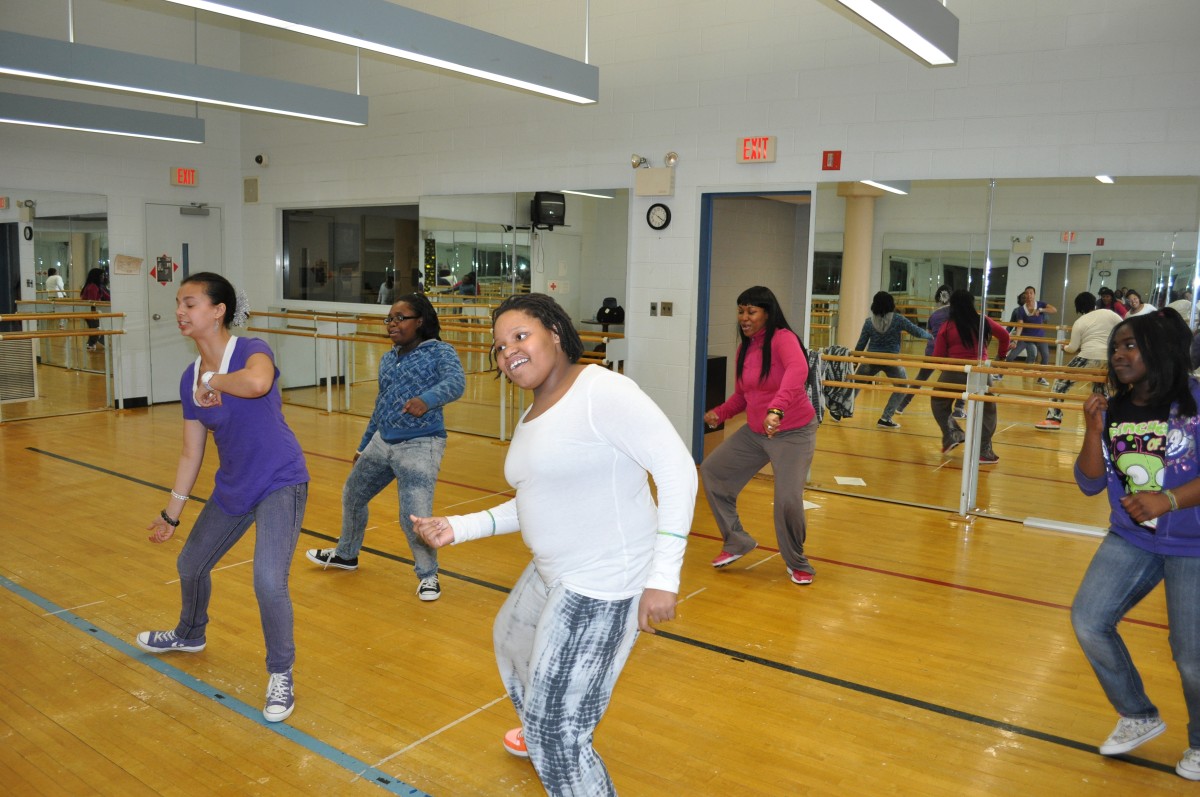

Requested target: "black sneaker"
[
  {"left": 306, "top": 548, "right": 358, "bottom": 570},
  {"left": 877, "top": 418, "right": 900, "bottom": 428},
  {"left": 417, "top": 575, "right": 441, "bottom": 601}
]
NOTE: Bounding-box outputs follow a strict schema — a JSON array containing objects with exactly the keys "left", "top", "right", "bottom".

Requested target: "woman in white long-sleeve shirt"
[{"left": 413, "top": 293, "right": 697, "bottom": 797}]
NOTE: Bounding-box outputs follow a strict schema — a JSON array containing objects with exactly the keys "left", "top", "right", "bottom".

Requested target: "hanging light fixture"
[
  {"left": 836, "top": 0, "right": 959, "bottom": 66},
  {"left": 0, "top": 31, "right": 367, "bottom": 126},
  {"left": 0, "top": 91, "right": 205, "bottom": 143},
  {"left": 163, "top": 0, "right": 600, "bottom": 104}
]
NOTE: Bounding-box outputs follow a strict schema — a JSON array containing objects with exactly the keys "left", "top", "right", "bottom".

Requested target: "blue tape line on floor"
[{"left": 0, "top": 573, "right": 430, "bottom": 796}]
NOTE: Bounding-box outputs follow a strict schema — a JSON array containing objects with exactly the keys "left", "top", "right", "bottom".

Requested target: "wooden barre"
[{"left": 0, "top": 329, "right": 124, "bottom": 341}]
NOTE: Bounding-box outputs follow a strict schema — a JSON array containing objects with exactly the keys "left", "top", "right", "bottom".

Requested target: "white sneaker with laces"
[
  {"left": 1178, "top": 748, "right": 1200, "bottom": 780},
  {"left": 1098, "top": 715, "right": 1165, "bottom": 756}
]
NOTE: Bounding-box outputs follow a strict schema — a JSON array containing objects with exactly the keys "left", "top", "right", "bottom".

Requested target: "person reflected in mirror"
[
  {"left": 1099, "top": 287, "right": 1128, "bottom": 319},
  {"left": 1168, "top": 288, "right": 1196, "bottom": 328},
  {"left": 453, "top": 270, "right": 478, "bottom": 296},
  {"left": 897, "top": 285, "right": 966, "bottom": 419},
  {"left": 932, "top": 290, "right": 1010, "bottom": 463},
  {"left": 1005, "top": 285, "right": 1057, "bottom": 384},
  {"left": 136, "top": 272, "right": 309, "bottom": 724},
  {"left": 851, "top": 290, "right": 932, "bottom": 429},
  {"left": 46, "top": 267, "right": 66, "bottom": 328},
  {"left": 1035, "top": 291, "right": 1122, "bottom": 430},
  {"left": 1069, "top": 308, "right": 1200, "bottom": 780},
  {"left": 80, "top": 268, "right": 110, "bottom": 351},
  {"left": 306, "top": 293, "right": 465, "bottom": 602},
  {"left": 702, "top": 285, "right": 819, "bottom": 585},
  {"left": 411, "top": 293, "right": 697, "bottom": 795},
  {"left": 377, "top": 275, "right": 395, "bottom": 305},
  {"left": 1125, "top": 288, "right": 1157, "bottom": 317}
]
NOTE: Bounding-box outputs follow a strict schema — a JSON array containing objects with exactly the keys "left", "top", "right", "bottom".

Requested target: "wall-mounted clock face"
[
  {"left": 646, "top": 203, "right": 671, "bottom": 230},
  {"left": 23, "top": 226, "right": 33, "bottom": 241},
  {"left": 1017, "top": 255, "right": 1029, "bottom": 267}
]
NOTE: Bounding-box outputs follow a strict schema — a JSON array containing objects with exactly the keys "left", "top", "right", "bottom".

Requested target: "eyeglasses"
[{"left": 384, "top": 314, "right": 419, "bottom": 324}]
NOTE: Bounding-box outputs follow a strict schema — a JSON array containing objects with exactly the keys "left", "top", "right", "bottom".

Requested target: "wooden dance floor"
[{"left": 1, "top": 401, "right": 1193, "bottom": 795}]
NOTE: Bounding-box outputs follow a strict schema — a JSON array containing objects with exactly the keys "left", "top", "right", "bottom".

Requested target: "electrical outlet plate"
[
  {"left": 650, "top": 302, "right": 658, "bottom": 316},
  {"left": 661, "top": 301, "right": 673, "bottom": 317}
]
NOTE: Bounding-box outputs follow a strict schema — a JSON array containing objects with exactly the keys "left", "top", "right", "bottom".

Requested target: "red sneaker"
[
  {"left": 503, "top": 727, "right": 529, "bottom": 758},
  {"left": 789, "top": 568, "right": 814, "bottom": 586},
  {"left": 712, "top": 543, "right": 756, "bottom": 568}
]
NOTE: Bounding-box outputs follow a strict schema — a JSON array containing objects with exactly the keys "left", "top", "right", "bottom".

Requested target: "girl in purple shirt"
[{"left": 135, "top": 272, "right": 309, "bottom": 724}]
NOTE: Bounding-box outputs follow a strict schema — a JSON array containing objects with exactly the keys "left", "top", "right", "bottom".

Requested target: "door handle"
[{"left": 153, "top": 313, "right": 162, "bottom": 320}]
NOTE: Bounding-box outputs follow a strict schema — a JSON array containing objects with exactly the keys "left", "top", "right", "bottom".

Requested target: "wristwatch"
[{"left": 201, "top": 371, "right": 216, "bottom": 392}]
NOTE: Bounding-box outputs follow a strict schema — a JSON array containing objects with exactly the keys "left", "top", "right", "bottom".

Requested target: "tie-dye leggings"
[{"left": 494, "top": 562, "right": 641, "bottom": 797}]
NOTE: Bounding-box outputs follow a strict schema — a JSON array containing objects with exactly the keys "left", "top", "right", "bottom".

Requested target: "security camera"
[{"left": 254, "top": 154, "right": 268, "bottom": 167}]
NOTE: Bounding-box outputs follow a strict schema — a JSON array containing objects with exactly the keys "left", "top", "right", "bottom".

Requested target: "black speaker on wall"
[{"left": 531, "top": 191, "right": 565, "bottom": 229}]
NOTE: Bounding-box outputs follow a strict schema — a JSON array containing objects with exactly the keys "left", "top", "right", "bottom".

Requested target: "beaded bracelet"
[
  {"left": 160, "top": 509, "right": 181, "bottom": 527},
  {"left": 171, "top": 491, "right": 190, "bottom": 502},
  {"left": 1165, "top": 489, "right": 1179, "bottom": 512}
]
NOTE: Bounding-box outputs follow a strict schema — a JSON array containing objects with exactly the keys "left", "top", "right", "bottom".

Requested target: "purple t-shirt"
[{"left": 181, "top": 337, "right": 309, "bottom": 515}]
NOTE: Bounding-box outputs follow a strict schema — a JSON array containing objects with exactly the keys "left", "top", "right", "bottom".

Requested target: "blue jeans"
[
  {"left": 495, "top": 562, "right": 640, "bottom": 797},
  {"left": 853, "top": 363, "right": 907, "bottom": 422},
  {"left": 175, "top": 482, "right": 307, "bottom": 674},
  {"left": 1072, "top": 532, "right": 1200, "bottom": 746},
  {"left": 1007, "top": 339, "right": 1049, "bottom": 365},
  {"left": 336, "top": 432, "right": 445, "bottom": 578}
]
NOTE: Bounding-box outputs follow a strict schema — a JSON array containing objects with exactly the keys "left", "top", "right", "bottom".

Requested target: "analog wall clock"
[
  {"left": 646, "top": 203, "right": 671, "bottom": 230},
  {"left": 1016, "top": 255, "right": 1029, "bottom": 267}
]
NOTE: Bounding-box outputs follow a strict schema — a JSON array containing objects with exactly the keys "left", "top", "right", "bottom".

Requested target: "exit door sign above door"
[{"left": 737, "top": 136, "right": 776, "bottom": 163}]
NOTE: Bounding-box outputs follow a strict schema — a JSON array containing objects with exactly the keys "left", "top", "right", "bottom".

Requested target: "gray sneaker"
[
  {"left": 1098, "top": 715, "right": 1165, "bottom": 755},
  {"left": 263, "top": 670, "right": 295, "bottom": 723},
  {"left": 136, "top": 630, "right": 206, "bottom": 654}
]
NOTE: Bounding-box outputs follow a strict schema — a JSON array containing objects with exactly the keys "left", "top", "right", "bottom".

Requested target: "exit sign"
[
  {"left": 171, "top": 167, "right": 198, "bottom": 187},
  {"left": 738, "top": 136, "right": 776, "bottom": 163}
]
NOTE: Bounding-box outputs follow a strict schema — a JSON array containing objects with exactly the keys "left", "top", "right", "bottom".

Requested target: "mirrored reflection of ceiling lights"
[
  {"left": 561, "top": 190, "right": 614, "bottom": 199},
  {"left": 836, "top": 0, "right": 959, "bottom": 66},
  {"left": 860, "top": 179, "right": 912, "bottom": 195},
  {"left": 0, "top": 31, "right": 367, "bottom": 126},
  {"left": 1096, "top": 175, "right": 1115, "bottom": 184},
  {"left": 0, "top": 91, "right": 205, "bottom": 143},
  {"left": 164, "top": 0, "right": 599, "bottom": 104}
]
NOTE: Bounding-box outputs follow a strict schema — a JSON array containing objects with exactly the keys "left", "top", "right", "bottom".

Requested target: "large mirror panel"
[{"left": 804, "top": 177, "right": 1200, "bottom": 530}]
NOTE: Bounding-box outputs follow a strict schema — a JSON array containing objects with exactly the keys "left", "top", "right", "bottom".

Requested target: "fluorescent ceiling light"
[
  {"left": 860, "top": 179, "right": 912, "bottom": 195},
  {"left": 1096, "top": 175, "right": 1115, "bottom": 184},
  {"left": 163, "top": 0, "right": 599, "bottom": 104},
  {"left": 0, "top": 30, "right": 367, "bottom": 125},
  {"left": 561, "top": 190, "right": 614, "bottom": 199},
  {"left": 837, "top": 0, "right": 959, "bottom": 66},
  {"left": 0, "top": 91, "right": 205, "bottom": 143}
]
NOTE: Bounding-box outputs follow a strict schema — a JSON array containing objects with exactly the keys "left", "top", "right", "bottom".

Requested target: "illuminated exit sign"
[
  {"left": 737, "top": 136, "right": 776, "bottom": 163},
  {"left": 171, "top": 167, "right": 198, "bottom": 187}
]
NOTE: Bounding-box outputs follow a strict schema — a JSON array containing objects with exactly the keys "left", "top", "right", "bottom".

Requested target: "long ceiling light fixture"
[
  {"left": 836, "top": 0, "right": 959, "bottom": 66},
  {"left": 161, "top": 0, "right": 600, "bottom": 104},
  {"left": 0, "top": 92, "right": 205, "bottom": 143},
  {"left": 0, "top": 30, "right": 368, "bottom": 125},
  {"left": 860, "top": 179, "right": 912, "bottom": 195}
]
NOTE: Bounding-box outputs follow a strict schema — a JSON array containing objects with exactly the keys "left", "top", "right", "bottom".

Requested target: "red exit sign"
[
  {"left": 171, "top": 167, "right": 198, "bottom": 187},
  {"left": 738, "top": 136, "right": 776, "bottom": 163}
]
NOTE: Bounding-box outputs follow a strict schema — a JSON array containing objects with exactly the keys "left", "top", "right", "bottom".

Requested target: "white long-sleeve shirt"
[
  {"left": 1065, "top": 308, "right": 1122, "bottom": 360},
  {"left": 448, "top": 365, "right": 697, "bottom": 600}
]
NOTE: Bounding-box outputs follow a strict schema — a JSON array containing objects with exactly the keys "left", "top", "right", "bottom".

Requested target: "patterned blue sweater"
[
  {"left": 359, "top": 339, "right": 466, "bottom": 450},
  {"left": 854, "top": 313, "right": 932, "bottom": 353}
]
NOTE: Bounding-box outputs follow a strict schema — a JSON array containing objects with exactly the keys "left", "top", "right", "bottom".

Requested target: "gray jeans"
[
  {"left": 175, "top": 482, "right": 307, "bottom": 674},
  {"left": 336, "top": 432, "right": 446, "bottom": 578},
  {"left": 699, "top": 419, "right": 818, "bottom": 575}
]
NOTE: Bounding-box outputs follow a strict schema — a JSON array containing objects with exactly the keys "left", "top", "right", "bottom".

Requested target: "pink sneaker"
[
  {"left": 789, "top": 568, "right": 814, "bottom": 586},
  {"left": 712, "top": 543, "right": 756, "bottom": 568},
  {"left": 503, "top": 727, "right": 529, "bottom": 758}
]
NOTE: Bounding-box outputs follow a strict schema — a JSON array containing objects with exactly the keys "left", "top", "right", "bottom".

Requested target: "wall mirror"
[{"left": 808, "top": 176, "right": 1200, "bottom": 529}]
